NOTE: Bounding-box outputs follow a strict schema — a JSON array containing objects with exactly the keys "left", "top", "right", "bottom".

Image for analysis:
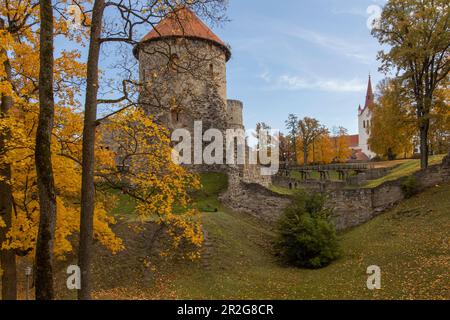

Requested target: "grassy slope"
[
  {"left": 363, "top": 155, "right": 445, "bottom": 188},
  {"left": 10, "top": 170, "right": 448, "bottom": 300},
  {"left": 87, "top": 172, "right": 449, "bottom": 300},
  {"left": 192, "top": 172, "right": 228, "bottom": 211},
  {"left": 161, "top": 179, "right": 450, "bottom": 300}
]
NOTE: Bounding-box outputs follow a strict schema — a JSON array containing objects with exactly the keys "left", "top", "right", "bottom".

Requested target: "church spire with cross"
[
  {"left": 364, "top": 74, "right": 374, "bottom": 109},
  {"left": 356, "top": 74, "right": 376, "bottom": 159}
]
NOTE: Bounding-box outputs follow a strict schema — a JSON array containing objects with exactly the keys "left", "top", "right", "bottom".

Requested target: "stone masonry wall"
[
  {"left": 330, "top": 161, "right": 448, "bottom": 230},
  {"left": 272, "top": 176, "right": 345, "bottom": 192},
  {"left": 242, "top": 164, "right": 272, "bottom": 188},
  {"left": 220, "top": 167, "right": 290, "bottom": 222},
  {"left": 222, "top": 153, "right": 450, "bottom": 230},
  {"left": 138, "top": 38, "right": 228, "bottom": 136}
]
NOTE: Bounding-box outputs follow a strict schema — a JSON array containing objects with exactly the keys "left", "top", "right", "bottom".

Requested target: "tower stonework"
[
  {"left": 227, "top": 99, "right": 244, "bottom": 130},
  {"left": 134, "top": 7, "right": 274, "bottom": 190},
  {"left": 134, "top": 7, "right": 253, "bottom": 174},
  {"left": 135, "top": 7, "right": 231, "bottom": 136}
]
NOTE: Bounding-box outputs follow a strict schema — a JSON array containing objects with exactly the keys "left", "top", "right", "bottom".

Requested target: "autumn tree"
[
  {"left": 372, "top": 0, "right": 450, "bottom": 169},
  {"left": 285, "top": 114, "right": 298, "bottom": 165},
  {"left": 311, "top": 133, "right": 333, "bottom": 165},
  {"left": 368, "top": 79, "right": 416, "bottom": 159},
  {"left": 278, "top": 133, "right": 293, "bottom": 166},
  {"left": 0, "top": 17, "right": 16, "bottom": 300},
  {"left": 98, "top": 108, "right": 203, "bottom": 255},
  {"left": 0, "top": 0, "right": 121, "bottom": 300},
  {"left": 331, "top": 127, "right": 351, "bottom": 163},
  {"left": 297, "top": 117, "right": 328, "bottom": 165},
  {"left": 68, "top": 0, "right": 228, "bottom": 299},
  {"left": 429, "top": 82, "right": 450, "bottom": 154},
  {"left": 34, "top": 0, "right": 58, "bottom": 300},
  {"left": 0, "top": 0, "right": 41, "bottom": 300}
]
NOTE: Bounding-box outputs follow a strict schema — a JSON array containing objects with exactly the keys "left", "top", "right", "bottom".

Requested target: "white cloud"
[
  {"left": 277, "top": 75, "right": 366, "bottom": 92},
  {"left": 332, "top": 7, "right": 367, "bottom": 17},
  {"left": 282, "top": 27, "right": 373, "bottom": 64},
  {"left": 259, "top": 70, "right": 272, "bottom": 82}
]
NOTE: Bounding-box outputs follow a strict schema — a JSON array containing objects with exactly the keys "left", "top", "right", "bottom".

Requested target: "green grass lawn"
[
  {"left": 191, "top": 172, "right": 228, "bottom": 211},
  {"left": 363, "top": 154, "right": 446, "bottom": 188},
  {"left": 107, "top": 172, "right": 228, "bottom": 220},
  {"left": 109, "top": 189, "right": 136, "bottom": 217},
  {"left": 269, "top": 184, "right": 295, "bottom": 195}
]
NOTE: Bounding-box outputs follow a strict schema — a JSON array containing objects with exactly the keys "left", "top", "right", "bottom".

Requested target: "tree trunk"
[
  {"left": 0, "top": 23, "right": 17, "bottom": 299},
  {"left": 419, "top": 119, "right": 430, "bottom": 170},
  {"left": 35, "top": 0, "right": 57, "bottom": 300},
  {"left": 78, "top": 0, "right": 105, "bottom": 300},
  {"left": 292, "top": 139, "right": 297, "bottom": 165},
  {"left": 303, "top": 145, "right": 308, "bottom": 165}
]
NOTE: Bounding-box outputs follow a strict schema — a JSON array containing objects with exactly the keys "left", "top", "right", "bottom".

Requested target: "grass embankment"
[
  {"left": 155, "top": 182, "right": 449, "bottom": 300},
  {"left": 91, "top": 172, "right": 449, "bottom": 300},
  {"left": 363, "top": 154, "right": 445, "bottom": 188}
]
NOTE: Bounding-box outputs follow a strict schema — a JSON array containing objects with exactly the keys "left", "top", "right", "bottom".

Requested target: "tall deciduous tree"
[
  {"left": 372, "top": 0, "right": 450, "bottom": 169},
  {"left": 297, "top": 117, "right": 328, "bottom": 165},
  {"left": 285, "top": 114, "right": 298, "bottom": 164},
  {"left": 369, "top": 79, "right": 416, "bottom": 159},
  {"left": 76, "top": 0, "right": 228, "bottom": 299},
  {"left": 35, "top": 0, "right": 57, "bottom": 300},
  {"left": 1, "top": 0, "right": 84, "bottom": 299},
  {"left": 0, "top": 17, "right": 16, "bottom": 300},
  {"left": 429, "top": 82, "right": 450, "bottom": 154},
  {"left": 331, "top": 127, "right": 352, "bottom": 163},
  {"left": 278, "top": 133, "right": 293, "bottom": 165},
  {"left": 78, "top": 0, "right": 105, "bottom": 301}
]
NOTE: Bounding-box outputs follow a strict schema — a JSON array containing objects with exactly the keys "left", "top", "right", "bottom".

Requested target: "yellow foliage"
[
  {"left": 0, "top": 12, "right": 121, "bottom": 258},
  {"left": 0, "top": 104, "right": 124, "bottom": 258},
  {"left": 0, "top": 1, "right": 203, "bottom": 262},
  {"left": 368, "top": 79, "right": 416, "bottom": 159},
  {"left": 99, "top": 107, "right": 204, "bottom": 256},
  {"left": 296, "top": 133, "right": 344, "bottom": 165}
]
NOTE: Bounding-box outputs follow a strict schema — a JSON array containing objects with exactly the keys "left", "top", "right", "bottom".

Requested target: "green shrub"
[
  {"left": 400, "top": 175, "right": 420, "bottom": 199},
  {"left": 275, "top": 191, "right": 340, "bottom": 269}
]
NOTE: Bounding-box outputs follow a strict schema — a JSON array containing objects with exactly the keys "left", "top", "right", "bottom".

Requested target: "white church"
[{"left": 346, "top": 75, "right": 377, "bottom": 161}]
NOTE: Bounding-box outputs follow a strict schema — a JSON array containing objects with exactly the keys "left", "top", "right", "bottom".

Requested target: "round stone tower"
[{"left": 134, "top": 6, "right": 231, "bottom": 133}]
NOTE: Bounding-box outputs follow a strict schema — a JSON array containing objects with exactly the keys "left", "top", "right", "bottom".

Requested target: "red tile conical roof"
[{"left": 136, "top": 7, "right": 231, "bottom": 61}]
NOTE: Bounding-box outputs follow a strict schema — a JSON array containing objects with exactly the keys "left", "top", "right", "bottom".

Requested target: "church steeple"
[{"left": 364, "top": 75, "right": 374, "bottom": 109}]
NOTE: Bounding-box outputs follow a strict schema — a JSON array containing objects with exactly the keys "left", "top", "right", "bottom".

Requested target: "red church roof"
[
  {"left": 354, "top": 149, "right": 370, "bottom": 162},
  {"left": 136, "top": 7, "right": 231, "bottom": 60},
  {"left": 330, "top": 134, "right": 359, "bottom": 149},
  {"left": 346, "top": 134, "right": 359, "bottom": 148}
]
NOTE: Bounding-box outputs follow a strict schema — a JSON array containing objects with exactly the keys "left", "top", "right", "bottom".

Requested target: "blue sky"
[
  {"left": 58, "top": 0, "right": 387, "bottom": 135},
  {"left": 210, "top": 0, "right": 387, "bottom": 134}
]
